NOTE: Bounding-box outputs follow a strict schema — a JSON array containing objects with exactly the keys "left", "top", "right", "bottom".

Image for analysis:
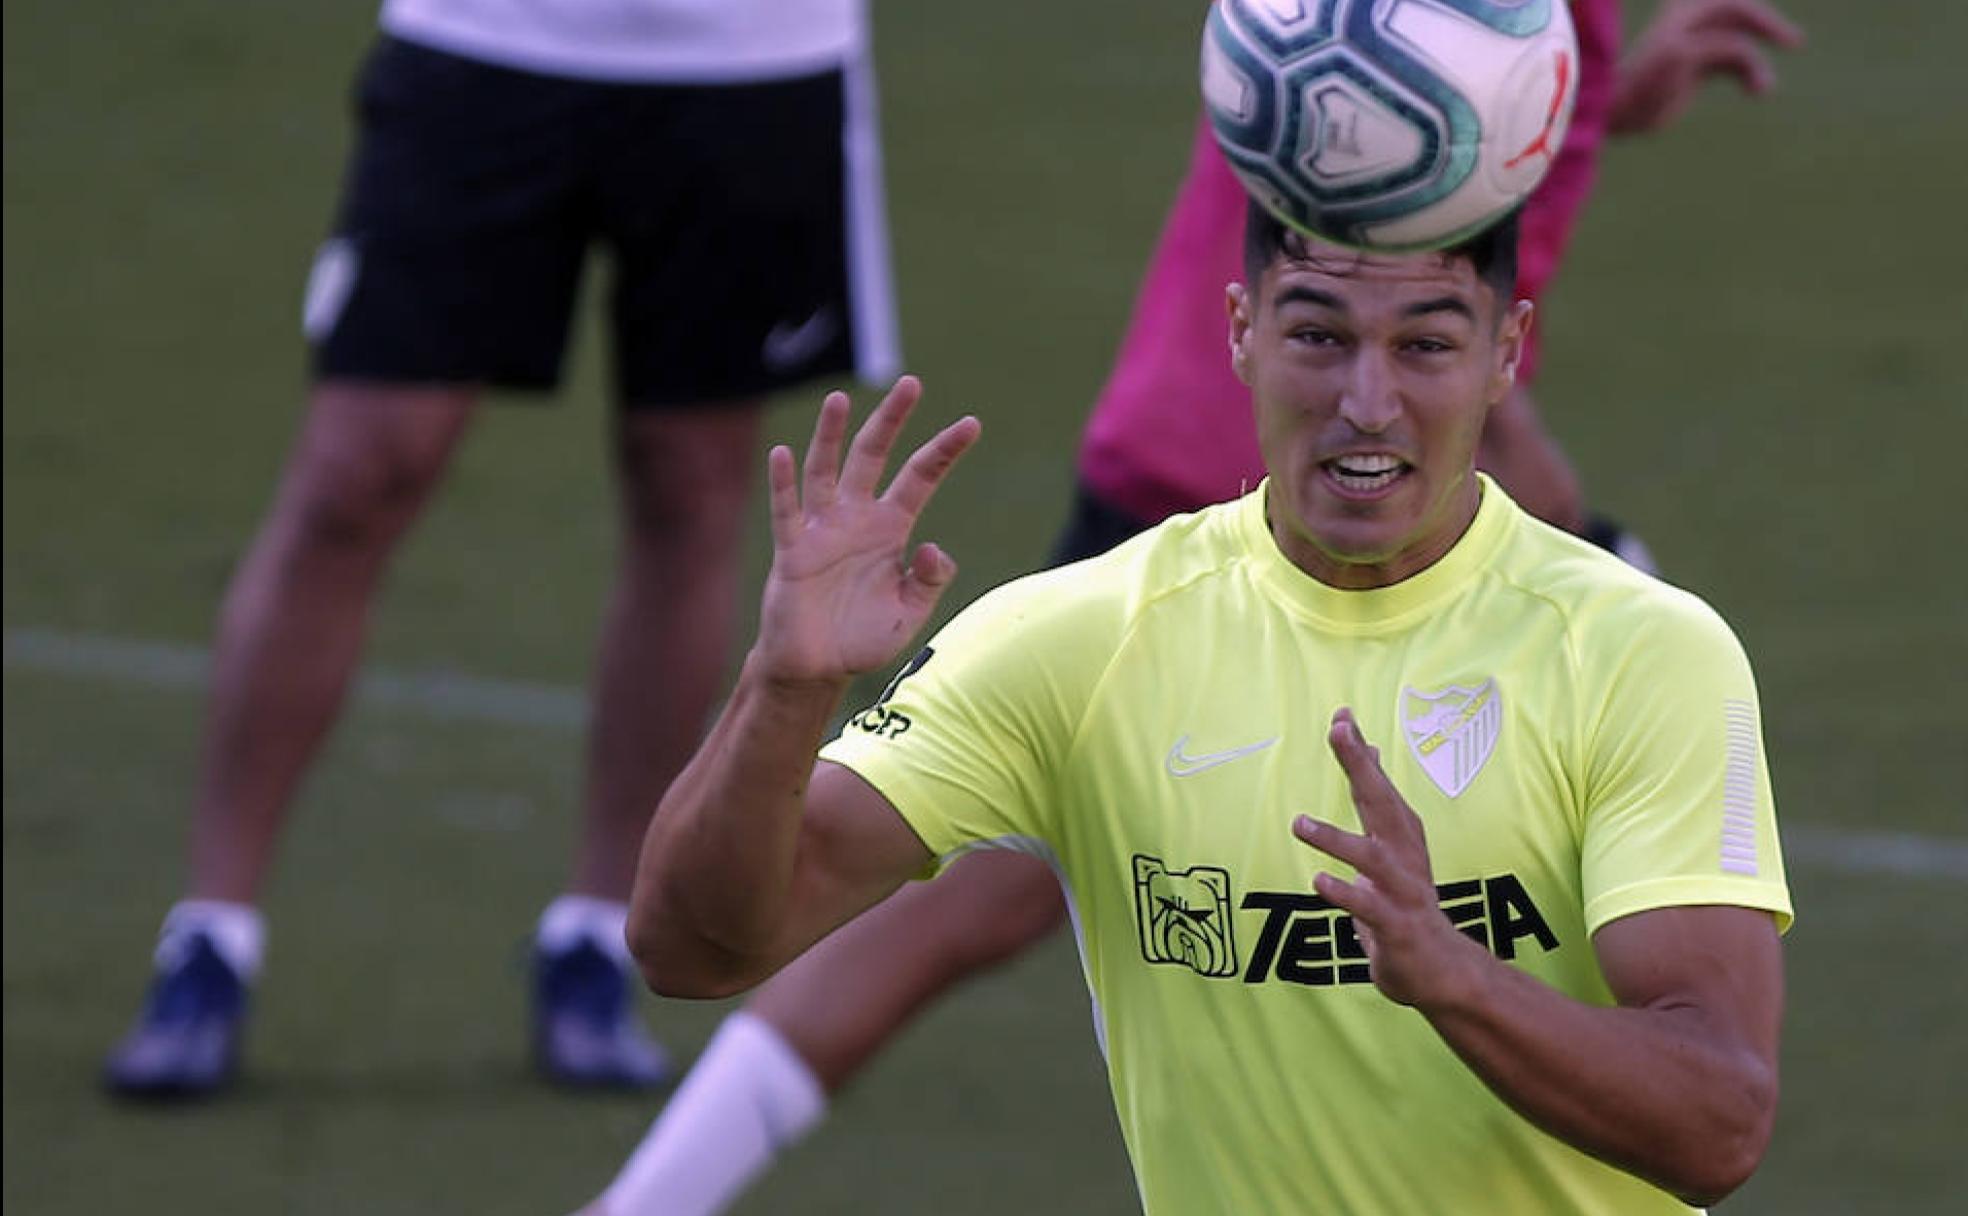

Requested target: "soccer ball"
[{"left": 1201, "top": 0, "right": 1580, "bottom": 251}]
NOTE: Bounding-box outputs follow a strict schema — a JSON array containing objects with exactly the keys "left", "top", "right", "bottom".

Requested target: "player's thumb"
[{"left": 907, "top": 542, "right": 957, "bottom": 591}]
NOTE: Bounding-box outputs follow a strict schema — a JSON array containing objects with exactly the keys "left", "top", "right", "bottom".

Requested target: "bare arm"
[
  {"left": 627, "top": 377, "right": 982, "bottom": 999},
  {"left": 1295, "top": 710, "right": 1784, "bottom": 1206},
  {"left": 1611, "top": 0, "right": 1805, "bottom": 136},
  {"left": 1420, "top": 905, "right": 1780, "bottom": 1205}
]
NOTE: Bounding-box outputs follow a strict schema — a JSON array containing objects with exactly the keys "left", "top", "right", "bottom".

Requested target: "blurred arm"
[
  {"left": 1612, "top": 0, "right": 1806, "bottom": 136},
  {"left": 1476, "top": 384, "right": 1585, "bottom": 533}
]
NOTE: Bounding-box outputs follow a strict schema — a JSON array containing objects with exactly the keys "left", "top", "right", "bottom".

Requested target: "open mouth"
[{"left": 1321, "top": 453, "right": 1410, "bottom": 496}]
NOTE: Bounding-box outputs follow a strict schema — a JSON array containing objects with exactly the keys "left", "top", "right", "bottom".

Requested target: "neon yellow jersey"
[{"left": 821, "top": 477, "right": 1792, "bottom": 1215}]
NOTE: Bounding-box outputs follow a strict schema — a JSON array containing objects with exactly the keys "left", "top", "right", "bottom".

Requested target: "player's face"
[{"left": 1228, "top": 242, "right": 1529, "bottom": 589}]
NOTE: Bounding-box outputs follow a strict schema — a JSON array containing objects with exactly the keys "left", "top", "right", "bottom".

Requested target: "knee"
[
  {"left": 614, "top": 413, "right": 760, "bottom": 546},
  {"left": 937, "top": 854, "right": 1068, "bottom": 973},
  {"left": 988, "top": 862, "right": 1070, "bottom": 962},
  {"left": 282, "top": 434, "right": 448, "bottom": 553}
]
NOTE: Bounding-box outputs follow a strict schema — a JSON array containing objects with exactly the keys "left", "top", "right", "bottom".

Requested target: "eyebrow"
[
  {"left": 1269, "top": 285, "right": 1477, "bottom": 322},
  {"left": 1272, "top": 285, "right": 1347, "bottom": 312},
  {"left": 1402, "top": 295, "right": 1477, "bottom": 322}
]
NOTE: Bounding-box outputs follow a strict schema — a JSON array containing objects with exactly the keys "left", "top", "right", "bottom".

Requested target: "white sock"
[
  {"left": 538, "top": 894, "right": 633, "bottom": 968},
  {"left": 158, "top": 900, "right": 265, "bottom": 980},
  {"left": 594, "top": 1011, "right": 828, "bottom": 1216}
]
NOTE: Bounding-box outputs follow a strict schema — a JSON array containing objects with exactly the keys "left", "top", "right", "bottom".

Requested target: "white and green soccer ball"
[{"left": 1202, "top": 0, "right": 1580, "bottom": 250}]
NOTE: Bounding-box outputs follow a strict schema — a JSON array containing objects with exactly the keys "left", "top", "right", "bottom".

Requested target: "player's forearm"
[
  {"left": 1419, "top": 953, "right": 1776, "bottom": 1205},
  {"left": 627, "top": 652, "right": 848, "bottom": 998}
]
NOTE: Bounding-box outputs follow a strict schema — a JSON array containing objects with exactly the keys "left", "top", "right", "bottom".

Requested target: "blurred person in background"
[
  {"left": 104, "top": 0, "right": 898, "bottom": 1098},
  {"left": 575, "top": 1, "right": 1800, "bottom": 1211}
]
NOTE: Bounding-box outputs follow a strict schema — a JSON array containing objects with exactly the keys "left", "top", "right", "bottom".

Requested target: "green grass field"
[{"left": 5, "top": 1, "right": 1965, "bottom": 1212}]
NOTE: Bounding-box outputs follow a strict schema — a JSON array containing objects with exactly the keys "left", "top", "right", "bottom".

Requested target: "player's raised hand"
[
  {"left": 1610, "top": 0, "right": 1805, "bottom": 135},
  {"left": 1292, "top": 708, "right": 1486, "bottom": 1009},
  {"left": 753, "top": 376, "right": 981, "bottom": 687}
]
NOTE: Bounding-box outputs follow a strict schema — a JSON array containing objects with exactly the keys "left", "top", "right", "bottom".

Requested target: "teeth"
[
  {"left": 1331, "top": 454, "right": 1402, "bottom": 475},
  {"left": 1326, "top": 453, "right": 1405, "bottom": 493}
]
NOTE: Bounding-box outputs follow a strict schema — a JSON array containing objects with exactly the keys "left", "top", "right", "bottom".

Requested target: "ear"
[
  {"left": 1491, "top": 298, "right": 1535, "bottom": 402},
  {"left": 1227, "top": 281, "right": 1254, "bottom": 386}
]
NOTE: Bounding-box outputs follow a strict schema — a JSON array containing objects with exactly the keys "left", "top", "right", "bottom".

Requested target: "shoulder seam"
[
  {"left": 1061, "top": 530, "right": 1253, "bottom": 774},
  {"left": 1486, "top": 564, "right": 1592, "bottom": 833}
]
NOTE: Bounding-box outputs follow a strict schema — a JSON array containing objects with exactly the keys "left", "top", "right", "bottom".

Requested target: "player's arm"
[
  {"left": 626, "top": 377, "right": 981, "bottom": 1000},
  {"left": 1611, "top": 0, "right": 1805, "bottom": 136},
  {"left": 1419, "top": 903, "right": 1778, "bottom": 1206},
  {"left": 1519, "top": 905, "right": 1775, "bottom": 1187},
  {"left": 1295, "top": 710, "right": 1782, "bottom": 1207}
]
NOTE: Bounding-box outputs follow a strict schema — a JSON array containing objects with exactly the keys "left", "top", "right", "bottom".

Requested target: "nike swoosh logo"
[
  {"left": 1165, "top": 734, "right": 1278, "bottom": 778},
  {"left": 762, "top": 307, "right": 839, "bottom": 370}
]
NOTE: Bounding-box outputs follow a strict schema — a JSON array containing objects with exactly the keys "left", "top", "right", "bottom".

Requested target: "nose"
[{"left": 1335, "top": 349, "right": 1401, "bottom": 434}]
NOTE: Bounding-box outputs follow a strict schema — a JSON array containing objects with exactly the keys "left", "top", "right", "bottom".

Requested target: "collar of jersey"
[{"left": 1237, "top": 472, "right": 1511, "bottom": 632}]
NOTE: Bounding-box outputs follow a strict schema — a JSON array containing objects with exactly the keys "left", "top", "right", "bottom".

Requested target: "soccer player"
[
  {"left": 102, "top": 0, "right": 898, "bottom": 1097},
  {"left": 622, "top": 204, "right": 1792, "bottom": 1213},
  {"left": 582, "top": 1, "right": 1802, "bottom": 1209}
]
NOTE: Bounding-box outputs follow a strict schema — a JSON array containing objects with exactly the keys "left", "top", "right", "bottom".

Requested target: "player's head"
[{"left": 1227, "top": 201, "right": 1532, "bottom": 588}]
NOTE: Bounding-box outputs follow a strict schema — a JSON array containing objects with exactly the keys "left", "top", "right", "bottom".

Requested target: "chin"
[
  {"left": 1295, "top": 487, "right": 1417, "bottom": 548},
  {"left": 1308, "top": 522, "right": 1409, "bottom": 565}
]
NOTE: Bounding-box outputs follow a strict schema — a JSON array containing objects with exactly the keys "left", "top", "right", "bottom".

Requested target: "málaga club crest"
[{"left": 1400, "top": 678, "right": 1502, "bottom": 798}]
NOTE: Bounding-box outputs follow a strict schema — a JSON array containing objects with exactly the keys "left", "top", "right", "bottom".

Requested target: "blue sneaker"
[
  {"left": 103, "top": 933, "right": 248, "bottom": 1099},
  {"left": 533, "top": 938, "right": 671, "bottom": 1089}
]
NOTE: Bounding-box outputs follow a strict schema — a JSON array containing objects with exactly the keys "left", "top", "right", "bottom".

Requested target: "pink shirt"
[{"left": 1079, "top": 0, "right": 1623, "bottom": 523}]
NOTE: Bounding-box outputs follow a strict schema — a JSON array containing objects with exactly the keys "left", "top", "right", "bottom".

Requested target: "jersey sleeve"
[
  {"left": 819, "top": 565, "right": 1116, "bottom": 872},
  {"left": 1577, "top": 589, "right": 1794, "bottom": 936}
]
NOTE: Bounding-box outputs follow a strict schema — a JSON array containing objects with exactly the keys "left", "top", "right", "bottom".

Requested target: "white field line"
[
  {"left": 6, "top": 627, "right": 1965, "bottom": 881},
  {"left": 4, "top": 627, "right": 585, "bottom": 731}
]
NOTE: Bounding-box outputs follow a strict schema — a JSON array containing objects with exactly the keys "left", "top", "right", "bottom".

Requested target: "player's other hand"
[
  {"left": 753, "top": 375, "right": 981, "bottom": 689},
  {"left": 1610, "top": 0, "right": 1805, "bottom": 136},
  {"left": 1292, "top": 708, "right": 1487, "bottom": 1010}
]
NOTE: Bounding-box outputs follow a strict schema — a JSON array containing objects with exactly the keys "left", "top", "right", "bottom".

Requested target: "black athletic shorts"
[{"left": 303, "top": 36, "right": 899, "bottom": 407}]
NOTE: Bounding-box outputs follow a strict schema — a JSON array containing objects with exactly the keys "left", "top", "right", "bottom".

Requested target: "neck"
[{"left": 1269, "top": 473, "right": 1483, "bottom": 590}]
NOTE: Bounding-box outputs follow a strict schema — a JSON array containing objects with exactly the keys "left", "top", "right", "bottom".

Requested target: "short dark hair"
[{"left": 1241, "top": 200, "right": 1520, "bottom": 316}]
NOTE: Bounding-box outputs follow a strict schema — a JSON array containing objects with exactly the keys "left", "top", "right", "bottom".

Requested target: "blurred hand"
[
  {"left": 752, "top": 375, "right": 981, "bottom": 688},
  {"left": 1610, "top": 0, "right": 1806, "bottom": 136},
  {"left": 1291, "top": 709, "right": 1487, "bottom": 1009}
]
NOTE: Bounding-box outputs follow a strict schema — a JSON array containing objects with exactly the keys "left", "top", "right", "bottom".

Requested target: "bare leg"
[
  {"left": 1477, "top": 383, "right": 1586, "bottom": 534},
  {"left": 187, "top": 383, "right": 478, "bottom": 902},
  {"left": 750, "top": 850, "right": 1068, "bottom": 1092},
  {"left": 584, "top": 852, "right": 1066, "bottom": 1214},
  {"left": 568, "top": 403, "right": 765, "bottom": 900}
]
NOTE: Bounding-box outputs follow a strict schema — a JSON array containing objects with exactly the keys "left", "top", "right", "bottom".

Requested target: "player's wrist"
[
  {"left": 741, "top": 647, "right": 854, "bottom": 701},
  {"left": 1405, "top": 923, "right": 1500, "bottom": 1019}
]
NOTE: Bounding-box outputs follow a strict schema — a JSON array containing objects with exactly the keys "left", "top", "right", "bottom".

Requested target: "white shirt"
[{"left": 380, "top": 0, "right": 865, "bottom": 83}]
